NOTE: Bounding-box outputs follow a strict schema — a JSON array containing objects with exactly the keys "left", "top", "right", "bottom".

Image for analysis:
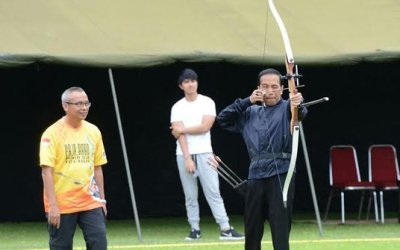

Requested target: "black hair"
[
  {"left": 178, "top": 68, "right": 198, "bottom": 85},
  {"left": 257, "top": 68, "right": 283, "bottom": 86}
]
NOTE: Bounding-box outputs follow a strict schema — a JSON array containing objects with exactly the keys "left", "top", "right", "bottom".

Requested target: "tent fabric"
[{"left": 0, "top": 0, "right": 399, "bottom": 67}]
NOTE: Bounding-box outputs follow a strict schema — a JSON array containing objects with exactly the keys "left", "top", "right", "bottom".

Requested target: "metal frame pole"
[
  {"left": 299, "top": 122, "right": 324, "bottom": 236},
  {"left": 108, "top": 68, "right": 142, "bottom": 241}
]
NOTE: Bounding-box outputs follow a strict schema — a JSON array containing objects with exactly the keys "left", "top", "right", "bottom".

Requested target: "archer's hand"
[
  {"left": 289, "top": 92, "right": 304, "bottom": 107},
  {"left": 250, "top": 89, "right": 265, "bottom": 104}
]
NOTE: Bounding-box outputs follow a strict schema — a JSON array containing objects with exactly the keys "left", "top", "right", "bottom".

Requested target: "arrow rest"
[
  {"left": 281, "top": 65, "right": 302, "bottom": 88},
  {"left": 283, "top": 84, "right": 305, "bottom": 91},
  {"left": 282, "top": 72, "right": 302, "bottom": 81}
]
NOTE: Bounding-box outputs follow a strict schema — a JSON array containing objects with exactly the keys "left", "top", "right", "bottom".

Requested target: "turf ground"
[{"left": 0, "top": 213, "right": 399, "bottom": 250}]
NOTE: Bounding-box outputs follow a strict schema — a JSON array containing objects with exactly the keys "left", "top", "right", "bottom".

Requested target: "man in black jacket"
[{"left": 217, "top": 68, "right": 307, "bottom": 250}]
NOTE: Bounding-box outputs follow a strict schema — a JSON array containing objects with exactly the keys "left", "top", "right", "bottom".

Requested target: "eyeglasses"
[{"left": 65, "top": 101, "right": 92, "bottom": 108}]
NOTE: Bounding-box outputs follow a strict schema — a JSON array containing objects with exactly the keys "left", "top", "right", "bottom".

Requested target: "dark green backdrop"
[{"left": 1, "top": 61, "right": 399, "bottom": 222}]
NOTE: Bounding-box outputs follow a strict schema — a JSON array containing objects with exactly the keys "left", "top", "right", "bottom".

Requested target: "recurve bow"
[{"left": 267, "top": 0, "right": 300, "bottom": 208}]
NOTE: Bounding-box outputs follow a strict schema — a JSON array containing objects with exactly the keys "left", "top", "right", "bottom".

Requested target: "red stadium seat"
[
  {"left": 324, "top": 145, "right": 378, "bottom": 223},
  {"left": 368, "top": 144, "right": 400, "bottom": 223}
]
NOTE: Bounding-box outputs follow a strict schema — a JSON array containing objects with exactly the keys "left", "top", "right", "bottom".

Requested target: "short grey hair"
[{"left": 61, "top": 87, "right": 85, "bottom": 103}]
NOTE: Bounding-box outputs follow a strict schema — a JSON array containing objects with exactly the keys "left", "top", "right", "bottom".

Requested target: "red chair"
[
  {"left": 324, "top": 145, "right": 378, "bottom": 223},
  {"left": 368, "top": 144, "right": 400, "bottom": 223}
]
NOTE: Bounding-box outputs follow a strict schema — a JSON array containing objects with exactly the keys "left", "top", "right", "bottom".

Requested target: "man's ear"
[{"left": 62, "top": 103, "right": 68, "bottom": 112}]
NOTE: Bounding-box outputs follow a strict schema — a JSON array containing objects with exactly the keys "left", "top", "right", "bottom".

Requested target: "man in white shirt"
[{"left": 170, "top": 68, "right": 244, "bottom": 241}]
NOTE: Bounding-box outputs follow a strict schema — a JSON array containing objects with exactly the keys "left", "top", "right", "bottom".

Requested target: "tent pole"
[
  {"left": 299, "top": 122, "right": 324, "bottom": 236},
  {"left": 108, "top": 68, "right": 143, "bottom": 241}
]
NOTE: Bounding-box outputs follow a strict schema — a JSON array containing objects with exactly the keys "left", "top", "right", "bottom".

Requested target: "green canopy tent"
[{"left": 0, "top": 0, "right": 399, "bottom": 67}]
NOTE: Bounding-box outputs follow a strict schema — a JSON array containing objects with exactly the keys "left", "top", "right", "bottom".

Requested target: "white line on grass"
[{"left": 25, "top": 238, "right": 400, "bottom": 250}]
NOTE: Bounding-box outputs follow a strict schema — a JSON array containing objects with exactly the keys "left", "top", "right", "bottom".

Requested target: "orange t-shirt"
[{"left": 39, "top": 118, "right": 107, "bottom": 214}]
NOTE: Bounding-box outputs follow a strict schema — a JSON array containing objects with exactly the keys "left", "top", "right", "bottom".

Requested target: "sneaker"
[
  {"left": 185, "top": 229, "right": 201, "bottom": 240},
  {"left": 219, "top": 227, "right": 245, "bottom": 240}
]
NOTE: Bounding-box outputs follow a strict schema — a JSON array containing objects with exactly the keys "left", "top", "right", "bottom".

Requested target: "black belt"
[{"left": 251, "top": 153, "right": 291, "bottom": 162}]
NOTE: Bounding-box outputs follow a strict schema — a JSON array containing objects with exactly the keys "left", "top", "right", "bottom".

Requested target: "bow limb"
[
  {"left": 282, "top": 126, "right": 299, "bottom": 207},
  {"left": 267, "top": 0, "right": 300, "bottom": 208}
]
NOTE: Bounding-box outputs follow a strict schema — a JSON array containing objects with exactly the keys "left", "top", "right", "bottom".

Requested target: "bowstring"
[
  {"left": 262, "top": 0, "right": 284, "bottom": 194},
  {"left": 262, "top": 105, "right": 285, "bottom": 194},
  {"left": 262, "top": 1, "right": 269, "bottom": 64}
]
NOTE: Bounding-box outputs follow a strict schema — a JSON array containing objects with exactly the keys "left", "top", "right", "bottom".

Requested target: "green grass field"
[{"left": 0, "top": 213, "right": 399, "bottom": 250}]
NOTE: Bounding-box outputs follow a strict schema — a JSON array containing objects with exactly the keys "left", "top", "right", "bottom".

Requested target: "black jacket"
[{"left": 217, "top": 97, "right": 307, "bottom": 179}]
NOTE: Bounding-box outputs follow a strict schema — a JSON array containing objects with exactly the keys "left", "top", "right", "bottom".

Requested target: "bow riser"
[{"left": 285, "top": 58, "right": 298, "bottom": 134}]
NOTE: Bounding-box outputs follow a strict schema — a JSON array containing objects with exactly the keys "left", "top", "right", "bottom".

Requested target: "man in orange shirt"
[{"left": 40, "top": 87, "right": 108, "bottom": 250}]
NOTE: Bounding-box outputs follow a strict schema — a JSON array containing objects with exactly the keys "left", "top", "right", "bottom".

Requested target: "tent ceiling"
[{"left": 0, "top": 0, "right": 399, "bottom": 67}]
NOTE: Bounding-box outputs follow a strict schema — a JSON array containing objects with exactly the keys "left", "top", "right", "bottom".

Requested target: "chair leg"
[
  {"left": 366, "top": 191, "right": 372, "bottom": 220},
  {"left": 358, "top": 191, "right": 365, "bottom": 220},
  {"left": 341, "top": 191, "right": 345, "bottom": 224},
  {"left": 380, "top": 191, "right": 384, "bottom": 224},
  {"left": 373, "top": 191, "right": 379, "bottom": 223},
  {"left": 324, "top": 189, "right": 334, "bottom": 221},
  {"left": 365, "top": 191, "right": 379, "bottom": 222},
  {"left": 398, "top": 189, "right": 400, "bottom": 224}
]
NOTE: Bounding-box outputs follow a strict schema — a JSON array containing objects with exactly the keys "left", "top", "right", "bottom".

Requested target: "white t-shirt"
[{"left": 170, "top": 94, "right": 216, "bottom": 155}]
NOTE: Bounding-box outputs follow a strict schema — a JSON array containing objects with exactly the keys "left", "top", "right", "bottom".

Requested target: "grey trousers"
[{"left": 176, "top": 152, "right": 230, "bottom": 231}]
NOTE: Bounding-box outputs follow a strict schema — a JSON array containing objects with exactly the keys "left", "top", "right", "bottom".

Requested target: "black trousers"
[
  {"left": 244, "top": 174, "right": 295, "bottom": 250},
  {"left": 47, "top": 207, "right": 107, "bottom": 250}
]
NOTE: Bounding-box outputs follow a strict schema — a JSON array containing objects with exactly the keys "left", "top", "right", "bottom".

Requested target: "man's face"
[
  {"left": 62, "top": 91, "right": 90, "bottom": 121},
  {"left": 179, "top": 79, "right": 198, "bottom": 95},
  {"left": 258, "top": 74, "right": 283, "bottom": 106}
]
